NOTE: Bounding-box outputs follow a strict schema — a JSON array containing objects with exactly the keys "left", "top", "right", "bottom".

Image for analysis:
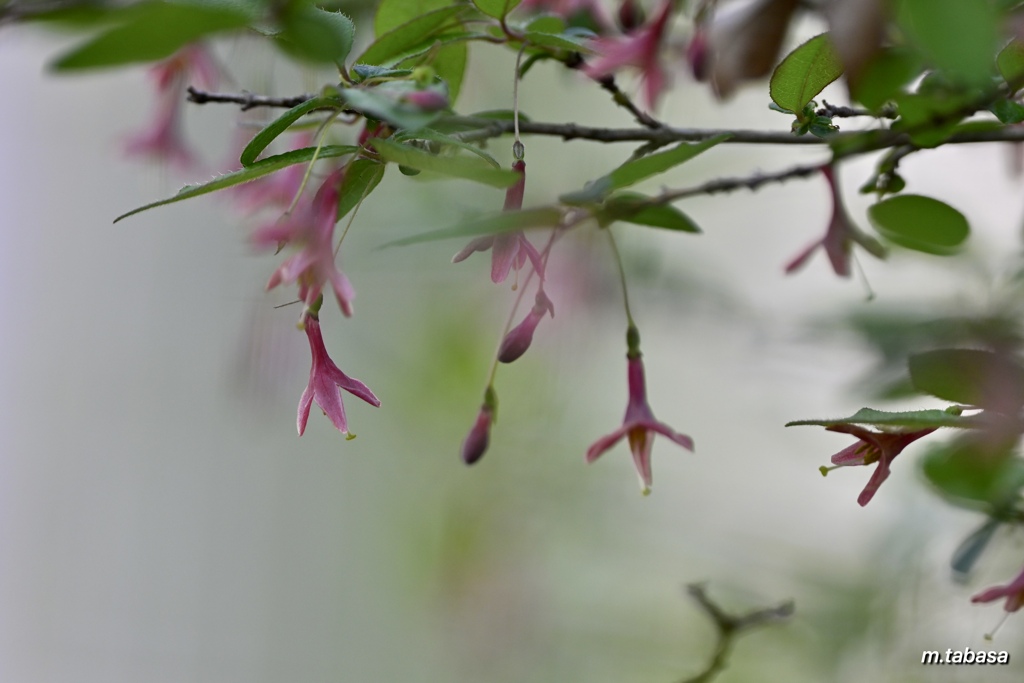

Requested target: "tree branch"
[
  {"left": 657, "top": 162, "right": 825, "bottom": 204},
  {"left": 186, "top": 86, "right": 316, "bottom": 111},
  {"left": 679, "top": 584, "right": 794, "bottom": 683},
  {"left": 184, "top": 89, "right": 1024, "bottom": 153}
]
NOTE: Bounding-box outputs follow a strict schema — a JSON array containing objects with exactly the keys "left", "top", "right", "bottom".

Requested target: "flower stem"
[{"left": 605, "top": 228, "right": 636, "bottom": 330}]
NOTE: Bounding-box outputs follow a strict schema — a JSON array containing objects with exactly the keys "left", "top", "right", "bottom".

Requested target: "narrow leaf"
[
  {"left": 380, "top": 207, "right": 563, "bottom": 248},
  {"left": 240, "top": 96, "right": 340, "bottom": 166},
  {"left": 603, "top": 193, "right": 701, "bottom": 233},
  {"left": 114, "top": 145, "right": 359, "bottom": 222},
  {"left": 786, "top": 406, "right": 981, "bottom": 430},
  {"left": 769, "top": 33, "right": 844, "bottom": 112},
  {"left": 868, "top": 194, "right": 969, "bottom": 255},
  {"left": 370, "top": 138, "right": 520, "bottom": 187},
  {"left": 337, "top": 159, "right": 386, "bottom": 221},
  {"left": 562, "top": 135, "right": 730, "bottom": 204},
  {"left": 395, "top": 129, "right": 500, "bottom": 167}
]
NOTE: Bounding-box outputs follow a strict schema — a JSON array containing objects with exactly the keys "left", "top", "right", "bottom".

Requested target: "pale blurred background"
[{"left": 3, "top": 13, "right": 1024, "bottom": 683}]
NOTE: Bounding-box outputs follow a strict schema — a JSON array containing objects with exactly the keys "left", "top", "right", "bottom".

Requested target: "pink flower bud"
[
  {"left": 461, "top": 406, "right": 493, "bottom": 465},
  {"left": 498, "top": 290, "right": 554, "bottom": 363},
  {"left": 402, "top": 89, "right": 449, "bottom": 111}
]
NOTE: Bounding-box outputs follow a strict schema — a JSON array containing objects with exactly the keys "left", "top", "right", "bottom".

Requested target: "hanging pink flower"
[
  {"left": 583, "top": 0, "right": 675, "bottom": 110},
  {"left": 461, "top": 387, "right": 498, "bottom": 465},
  {"left": 252, "top": 169, "right": 356, "bottom": 316},
  {"left": 125, "top": 44, "right": 219, "bottom": 168},
  {"left": 972, "top": 565, "right": 1024, "bottom": 613},
  {"left": 785, "top": 165, "right": 886, "bottom": 277},
  {"left": 297, "top": 313, "right": 380, "bottom": 436},
  {"left": 820, "top": 424, "right": 937, "bottom": 506},
  {"left": 452, "top": 160, "right": 544, "bottom": 283},
  {"left": 586, "top": 352, "right": 694, "bottom": 494}
]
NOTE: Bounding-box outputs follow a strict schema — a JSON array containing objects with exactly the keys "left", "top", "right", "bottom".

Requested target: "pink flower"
[
  {"left": 586, "top": 352, "right": 694, "bottom": 494},
  {"left": 252, "top": 169, "right": 356, "bottom": 316},
  {"left": 785, "top": 165, "right": 886, "bottom": 277},
  {"left": 583, "top": 1, "right": 674, "bottom": 110},
  {"left": 125, "top": 44, "right": 219, "bottom": 168},
  {"left": 972, "top": 565, "right": 1024, "bottom": 612},
  {"left": 297, "top": 314, "right": 380, "bottom": 436},
  {"left": 498, "top": 289, "right": 554, "bottom": 363},
  {"left": 451, "top": 160, "right": 544, "bottom": 283},
  {"left": 821, "top": 424, "right": 937, "bottom": 506}
]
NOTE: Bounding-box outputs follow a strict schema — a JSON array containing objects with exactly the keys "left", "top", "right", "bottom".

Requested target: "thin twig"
[
  {"left": 186, "top": 87, "right": 316, "bottom": 110},
  {"left": 597, "top": 75, "right": 666, "bottom": 130},
  {"left": 817, "top": 100, "right": 896, "bottom": 119},
  {"left": 185, "top": 90, "right": 1024, "bottom": 151},
  {"left": 657, "top": 162, "right": 825, "bottom": 204},
  {"left": 680, "top": 584, "right": 794, "bottom": 683}
]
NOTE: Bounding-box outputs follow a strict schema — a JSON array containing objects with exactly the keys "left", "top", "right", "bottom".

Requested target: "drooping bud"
[
  {"left": 402, "top": 88, "right": 449, "bottom": 112},
  {"left": 498, "top": 290, "right": 555, "bottom": 363},
  {"left": 461, "top": 387, "right": 498, "bottom": 465},
  {"left": 617, "top": 0, "right": 645, "bottom": 32}
]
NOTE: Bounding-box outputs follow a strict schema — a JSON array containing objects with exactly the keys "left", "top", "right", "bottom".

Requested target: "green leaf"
[
  {"left": 561, "top": 135, "right": 730, "bottom": 204},
  {"left": 921, "top": 439, "right": 1024, "bottom": 509},
  {"left": 358, "top": 5, "right": 465, "bottom": 65},
  {"left": 997, "top": 39, "right": 1024, "bottom": 87},
  {"left": 275, "top": 6, "right": 355, "bottom": 64},
  {"left": 989, "top": 98, "right": 1024, "bottom": 124},
  {"left": 769, "top": 33, "right": 844, "bottom": 113},
  {"left": 523, "top": 30, "right": 593, "bottom": 52},
  {"left": 524, "top": 15, "right": 566, "bottom": 34},
  {"left": 337, "top": 159, "right": 386, "bottom": 221},
  {"left": 395, "top": 129, "right": 500, "bottom": 167},
  {"left": 951, "top": 518, "right": 1000, "bottom": 579},
  {"left": 868, "top": 194, "right": 969, "bottom": 255},
  {"left": 370, "top": 138, "right": 520, "bottom": 186},
  {"left": 240, "top": 96, "right": 340, "bottom": 166},
  {"left": 473, "top": 0, "right": 521, "bottom": 20},
  {"left": 51, "top": 0, "right": 251, "bottom": 70},
  {"left": 340, "top": 86, "right": 442, "bottom": 131},
  {"left": 432, "top": 42, "right": 468, "bottom": 103},
  {"left": 851, "top": 47, "right": 922, "bottom": 112},
  {"left": 602, "top": 193, "right": 701, "bottom": 233},
  {"left": 908, "top": 349, "right": 1024, "bottom": 409},
  {"left": 114, "top": 145, "right": 360, "bottom": 222},
  {"left": 897, "top": 0, "right": 999, "bottom": 85},
  {"left": 380, "top": 207, "right": 563, "bottom": 248},
  {"left": 375, "top": 0, "right": 452, "bottom": 36},
  {"left": 786, "top": 406, "right": 982, "bottom": 430}
]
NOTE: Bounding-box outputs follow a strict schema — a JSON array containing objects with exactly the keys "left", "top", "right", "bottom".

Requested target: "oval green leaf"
[
  {"left": 275, "top": 7, "right": 355, "bottom": 64},
  {"left": 868, "top": 194, "right": 969, "bottom": 255},
  {"left": 908, "top": 349, "right": 1024, "bottom": 410},
  {"left": 51, "top": 1, "right": 251, "bottom": 70},
  {"left": 358, "top": 5, "right": 465, "bottom": 65},
  {"left": 769, "top": 33, "right": 843, "bottom": 113},
  {"left": 473, "top": 0, "right": 521, "bottom": 20}
]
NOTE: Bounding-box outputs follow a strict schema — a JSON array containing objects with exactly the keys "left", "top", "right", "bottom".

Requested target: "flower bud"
[
  {"left": 617, "top": 0, "right": 645, "bottom": 32},
  {"left": 498, "top": 290, "right": 554, "bottom": 363},
  {"left": 402, "top": 89, "right": 449, "bottom": 112},
  {"left": 461, "top": 405, "right": 493, "bottom": 465}
]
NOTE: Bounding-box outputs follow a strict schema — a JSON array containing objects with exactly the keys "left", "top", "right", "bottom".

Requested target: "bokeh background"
[{"left": 3, "top": 11, "right": 1024, "bottom": 683}]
